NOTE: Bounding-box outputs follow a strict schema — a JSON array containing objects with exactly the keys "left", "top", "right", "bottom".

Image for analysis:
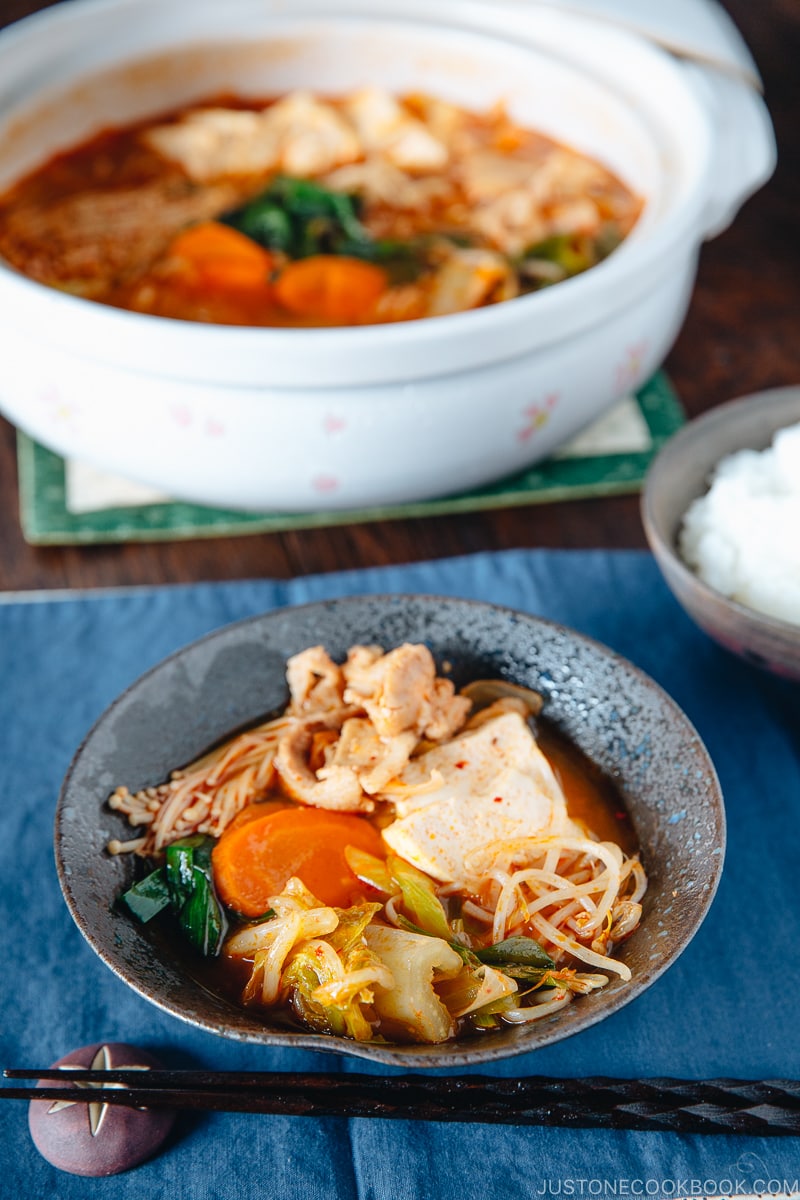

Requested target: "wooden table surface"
[{"left": 0, "top": 0, "right": 796, "bottom": 592}]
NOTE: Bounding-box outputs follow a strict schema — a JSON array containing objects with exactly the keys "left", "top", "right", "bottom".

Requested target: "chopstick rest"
[{"left": 26, "top": 1043, "right": 175, "bottom": 1177}]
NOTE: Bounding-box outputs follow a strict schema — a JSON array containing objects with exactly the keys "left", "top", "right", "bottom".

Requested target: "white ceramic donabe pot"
[{"left": 0, "top": 0, "right": 775, "bottom": 510}]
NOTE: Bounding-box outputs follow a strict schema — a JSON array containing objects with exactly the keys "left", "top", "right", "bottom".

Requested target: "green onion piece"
[
  {"left": 168, "top": 832, "right": 214, "bottom": 859},
  {"left": 594, "top": 223, "right": 623, "bottom": 260},
  {"left": 388, "top": 855, "right": 452, "bottom": 941},
  {"left": 120, "top": 835, "right": 225, "bottom": 956},
  {"left": 470, "top": 995, "right": 518, "bottom": 1027},
  {"left": 435, "top": 966, "right": 483, "bottom": 1014},
  {"left": 521, "top": 234, "right": 591, "bottom": 275},
  {"left": 178, "top": 864, "right": 227, "bottom": 957},
  {"left": 120, "top": 867, "right": 171, "bottom": 924},
  {"left": 166, "top": 835, "right": 227, "bottom": 956},
  {"left": 344, "top": 845, "right": 394, "bottom": 895},
  {"left": 166, "top": 838, "right": 202, "bottom": 908},
  {"left": 471, "top": 1010, "right": 501, "bottom": 1029}
]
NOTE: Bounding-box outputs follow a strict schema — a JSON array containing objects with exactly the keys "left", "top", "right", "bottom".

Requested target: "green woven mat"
[{"left": 17, "top": 372, "right": 682, "bottom": 546}]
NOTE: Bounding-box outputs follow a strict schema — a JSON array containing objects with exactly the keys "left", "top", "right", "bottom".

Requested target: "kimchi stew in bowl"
[
  {"left": 0, "top": 88, "right": 642, "bottom": 327},
  {"left": 55, "top": 596, "right": 724, "bottom": 1067},
  {"left": 108, "top": 642, "right": 647, "bottom": 1045}
]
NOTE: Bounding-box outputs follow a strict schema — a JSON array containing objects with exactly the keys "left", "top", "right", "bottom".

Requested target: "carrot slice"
[
  {"left": 274, "top": 255, "right": 388, "bottom": 323},
  {"left": 212, "top": 807, "right": 386, "bottom": 915},
  {"left": 167, "top": 221, "right": 274, "bottom": 297},
  {"left": 225, "top": 798, "right": 294, "bottom": 833}
]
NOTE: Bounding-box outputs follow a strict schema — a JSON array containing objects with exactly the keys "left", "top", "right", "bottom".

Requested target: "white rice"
[{"left": 678, "top": 421, "right": 800, "bottom": 626}]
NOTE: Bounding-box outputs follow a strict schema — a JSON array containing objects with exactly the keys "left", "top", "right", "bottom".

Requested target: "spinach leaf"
[
  {"left": 223, "top": 176, "right": 434, "bottom": 281},
  {"left": 223, "top": 175, "right": 371, "bottom": 259},
  {"left": 495, "top": 964, "right": 553, "bottom": 985},
  {"left": 233, "top": 203, "right": 293, "bottom": 253}
]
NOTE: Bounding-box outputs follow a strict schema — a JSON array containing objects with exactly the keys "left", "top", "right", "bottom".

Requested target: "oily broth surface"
[{"left": 536, "top": 721, "right": 638, "bottom": 855}]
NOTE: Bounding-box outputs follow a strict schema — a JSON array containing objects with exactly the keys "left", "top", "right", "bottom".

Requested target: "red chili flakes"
[
  {"left": 454, "top": 761, "right": 467, "bottom": 769},
  {"left": 493, "top": 796, "right": 503, "bottom": 804}
]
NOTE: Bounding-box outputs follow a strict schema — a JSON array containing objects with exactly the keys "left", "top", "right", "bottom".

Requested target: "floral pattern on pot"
[
  {"left": 615, "top": 340, "right": 650, "bottom": 394},
  {"left": 517, "top": 392, "right": 559, "bottom": 444},
  {"left": 36, "top": 384, "right": 81, "bottom": 434},
  {"left": 312, "top": 474, "right": 340, "bottom": 494},
  {"left": 323, "top": 414, "right": 347, "bottom": 436},
  {"left": 169, "top": 404, "right": 226, "bottom": 438}
]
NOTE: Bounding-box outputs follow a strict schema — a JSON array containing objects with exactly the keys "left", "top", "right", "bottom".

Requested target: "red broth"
[{"left": 0, "top": 90, "right": 641, "bottom": 326}]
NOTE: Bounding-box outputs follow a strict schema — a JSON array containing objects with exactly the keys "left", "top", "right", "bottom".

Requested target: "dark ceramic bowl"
[
  {"left": 641, "top": 386, "right": 800, "bottom": 681},
  {"left": 56, "top": 595, "right": 725, "bottom": 1068}
]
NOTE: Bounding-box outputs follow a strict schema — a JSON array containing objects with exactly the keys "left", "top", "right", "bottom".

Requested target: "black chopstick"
[{"left": 3, "top": 1070, "right": 800, "bottom": 1135}]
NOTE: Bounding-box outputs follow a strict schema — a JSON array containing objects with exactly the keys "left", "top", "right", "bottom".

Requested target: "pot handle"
[{"left": 689, "top": 66, "right": 777, "bottom": 239}]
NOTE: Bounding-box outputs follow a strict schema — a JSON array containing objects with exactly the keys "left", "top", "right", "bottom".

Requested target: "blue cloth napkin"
[{"left": 1, "top": 550, "right": 798, "bottom": 1199}]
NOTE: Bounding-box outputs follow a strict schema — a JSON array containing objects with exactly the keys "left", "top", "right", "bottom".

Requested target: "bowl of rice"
[{"left": 641, "top": 385, "right": 800, "bottom": 680}]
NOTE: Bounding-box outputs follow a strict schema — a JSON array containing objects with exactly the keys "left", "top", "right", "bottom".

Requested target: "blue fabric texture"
[{"left": 0, "top": 549, "right": 797, "bottom": 1199}]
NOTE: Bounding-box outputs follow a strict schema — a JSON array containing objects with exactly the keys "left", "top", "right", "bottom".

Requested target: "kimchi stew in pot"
[{"left": 0, "top": 89, "right": 642, "bottom": 327}]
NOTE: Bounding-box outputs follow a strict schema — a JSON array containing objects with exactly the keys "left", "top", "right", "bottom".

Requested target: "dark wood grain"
[{"left": 0, "top": 0, "right": 797, "bottom": 591}]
